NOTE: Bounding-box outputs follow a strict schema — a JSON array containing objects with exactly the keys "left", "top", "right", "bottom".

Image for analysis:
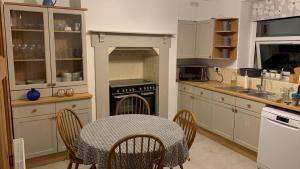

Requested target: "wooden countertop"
[
  {"left": 11, "top": 93, "right": 92, "bottom": 107},
  {"left": 179, "top": 81, "right": 300, "bottom": 113}
]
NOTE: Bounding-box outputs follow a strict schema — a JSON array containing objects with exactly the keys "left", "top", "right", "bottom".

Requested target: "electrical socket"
[{"left": 214, "top": 67, "right": 221, "bottom": 72}]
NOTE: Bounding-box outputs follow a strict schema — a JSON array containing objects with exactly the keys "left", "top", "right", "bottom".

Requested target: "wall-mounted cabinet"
[
  {"left": 4, "top": 4, "right": 87, "bottom": 99},
  {"left": 212, "top": 18, "right": 239, "bottom": 60},
  {"left": 177, "top": 20, "right": 214, "bottom": 59},
  {"left": 177, "top": 18, "right": 239, "bottom": 60}
]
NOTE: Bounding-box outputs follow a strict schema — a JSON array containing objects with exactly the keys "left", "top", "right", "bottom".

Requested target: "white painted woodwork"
[
  {"left": 177, "top": 91, "right": 193, "bottom": 111},
  {"left": 12, "top": 104, "right": 55, "bottom": 119},
  {"left": 193, "top": 96, "right": 212, "bottom": 130},
  {"left": 177, "top": 20, "right": 197, "bottom": 59},
  {"left": 212, "top": 101, "right": 235, "bottom": 141},
  {"left": 195, "top": 20, "right": 214, "bottom": 59},
  {"left": 13, "top": 114, "right": 57, "bottom": 159},
  {"left": 56, "top": 99, "right": 91, "bottom": 111},
  {"left": 212, "top": 92, "right": 236, "bottom": 105},
  {"left": 234, "top": 107, "right": 261, "bottom": 152},
  {"left": 236, "top": 97, "right": 265, "bottom": 113}
]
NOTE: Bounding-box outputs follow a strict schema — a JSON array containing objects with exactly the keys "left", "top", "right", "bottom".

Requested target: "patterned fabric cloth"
[
  {"left": 252, "top": 0, "right": 300, "bottom": 21},
  {"left": 75, "top": 114, "right": 189, "bottom": 168}
]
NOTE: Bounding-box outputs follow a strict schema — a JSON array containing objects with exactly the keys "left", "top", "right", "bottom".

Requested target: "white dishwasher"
[{"left": 257, "top": 107, "right": 300, "bottom": 169}]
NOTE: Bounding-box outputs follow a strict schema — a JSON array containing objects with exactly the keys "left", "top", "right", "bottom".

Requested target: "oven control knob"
[
  {"left": 125, "top": 89, "right": 128, "bottom": 92},
  {"left": 140, "top": 88, "right": 142, "bottom": 91},
  {"left": 117, "top": 90, "right": 120, "bottom": 93},
  {"left": 122, "top": 89, "right": 125, "bottom": 93},
  {"left": 132, "top": 88, "right": 135, "bottom": 92},
  {"left": 129, "top": 89, "right": 132, "bottom": 92}
]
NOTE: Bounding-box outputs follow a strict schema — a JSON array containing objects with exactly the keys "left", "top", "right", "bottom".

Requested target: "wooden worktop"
[
  {"left": 180, "top": 81, "right": 300, "bottom": 113},
  {"left": 11, "top": 93, "right": 92, "bottom": 107}
]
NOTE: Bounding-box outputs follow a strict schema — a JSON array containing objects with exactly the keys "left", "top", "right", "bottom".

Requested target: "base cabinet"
[
  {"left": 12, "top": 99, "right": 91, "bottom": 159},
  {"left": 13, "top": 114, "right": 58, "bottom": 159},
  {"left": 234, "top": 108, "right": 261, "bottom": 152},
  {"left": 212, "top": 102, "right": 235, "bottom": 141},
  {"left": 193, "top": 96, "right": 212, "bottom": 130},
  {"left": 178, "top": 91, "right": 193, "bottom": 111}
]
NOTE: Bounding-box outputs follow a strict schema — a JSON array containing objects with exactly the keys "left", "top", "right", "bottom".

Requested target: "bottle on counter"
[
  {"left": 244, "top": 70, "right": 249, "bottom": 89},
  {"left": 231, "top": 72, "right": 237, "bottom": 86}
]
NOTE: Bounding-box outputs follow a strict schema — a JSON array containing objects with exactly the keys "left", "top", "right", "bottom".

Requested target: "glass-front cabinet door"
[
  {"left": 48, "top": 9, "right": 87, "bottom": 87},
  {"left": 4, "top": 5, "right": 51, "bottom": 90}
]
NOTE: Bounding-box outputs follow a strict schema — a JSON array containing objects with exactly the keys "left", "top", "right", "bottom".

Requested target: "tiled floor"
[{"left": 33, "top": 134, "right": 257, "bottom": 169}]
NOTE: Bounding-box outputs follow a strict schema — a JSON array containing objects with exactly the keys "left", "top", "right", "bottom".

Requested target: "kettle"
[{"left": 43, "top": 0, "right": 57, "bottom": 6}]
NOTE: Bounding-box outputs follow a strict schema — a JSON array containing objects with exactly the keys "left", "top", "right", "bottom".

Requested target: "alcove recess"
[{"left": 212, "top": 18, "right": 239, "bottom": 60}]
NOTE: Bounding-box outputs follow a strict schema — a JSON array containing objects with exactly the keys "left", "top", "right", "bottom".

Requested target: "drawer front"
[
  {"left": 178, "top": 84, "right": 194, "bottom": 93},
  {"left": 212, "top": 92, "right": 235, "bottom": 105},
  {"left": 194, "top": 88, "right": 211, "bottom": 99},
  {"left": 56, "top": 99, "right": 91, "bottom": 112},
  {"left": 13, "top": 104, "right": 55, "bottom": 119},
  {"left": 236, "top": 98, "right": 265, "bottom": 113}
]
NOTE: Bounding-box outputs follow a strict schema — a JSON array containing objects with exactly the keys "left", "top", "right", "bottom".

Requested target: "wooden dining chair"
[
  {"left": 172, "top": 109, "right": 197, "bottom": 169},
  {"left": 107, "top": 134, "right": 166, "bottom": 169},
  {"left": 56, "top": 108, "right": 96, "bottom": 169},
  {"left": 115, "top": 94, "right": 151, "bottom": 115}
]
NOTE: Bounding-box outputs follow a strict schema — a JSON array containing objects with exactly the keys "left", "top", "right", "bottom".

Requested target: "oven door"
[{"left": 110, "top": 91, "right": 156, "bottom": 116}]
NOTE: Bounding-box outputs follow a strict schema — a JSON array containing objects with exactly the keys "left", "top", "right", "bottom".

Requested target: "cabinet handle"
[
  {"left": 232, "top": 108, "right": 235, "bottom": 112},
  {"left": 31, "top": 109, "right": 37, "bottom": 113},
  {"left": 183, "top": 87, "right": 186, "bottom": 90},
  {"left": 51, "top": 116, "right": 57, "bottom": 120},
  {"left": 52, "top": 83, "right": 56, "bottom": 87},
  {"left": 200, "top": 92, "right": 204, "bottom": 95},
  {"left": 247, "top": 104, "right": 251, "bottom": 109},
  {"left": 47, "top": 83, "right": 52, "bottom": 87},
  {"left": 190, "top": 96, "right": 195, "bottom": 99},
  {"left": 221, "top": 97, "right": 225, "bottom": 101},
  {"left": 72, "top": 104, "right": 77, "bottom": 108}
]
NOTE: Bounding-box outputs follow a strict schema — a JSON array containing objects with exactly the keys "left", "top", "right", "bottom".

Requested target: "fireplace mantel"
[{"left": 91, "top": 32, "right": 171, "bottom": 119}]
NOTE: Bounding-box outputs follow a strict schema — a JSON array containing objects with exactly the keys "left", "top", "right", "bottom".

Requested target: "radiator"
[{"left": 13, "top": 138, "right": 26, "bottom": 169}]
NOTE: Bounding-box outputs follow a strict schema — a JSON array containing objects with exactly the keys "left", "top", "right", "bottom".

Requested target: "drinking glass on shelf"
[
  {"left": 28, "top": 44, "right": 36, "bottom": 59},
  {"left": 14, "top": 43, "right": 22, "bottom": 59},
  {"left": 20, "top": 43, "right": 28, "bottom": 59},
  {"left": 36, "top": 44, "right": 43, "bottom": 59}
]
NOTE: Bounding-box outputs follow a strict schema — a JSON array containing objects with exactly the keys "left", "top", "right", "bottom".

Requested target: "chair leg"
[
  {"left": 180, "top": 164, "right": 184, "bottom": 169},
  {"left": 90, "top": 164, "right": 96, "bottom": 169},
  {"left": 67, "top": 161, "right": 73, "bottom": 169},
  {"left": 75, "top": 163, "right": 79, "bottom": 169}
]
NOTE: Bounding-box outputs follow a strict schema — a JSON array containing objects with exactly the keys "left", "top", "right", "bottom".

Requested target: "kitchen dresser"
[{"left": 3, "top": 2, "right": 91, "bottom": 159}]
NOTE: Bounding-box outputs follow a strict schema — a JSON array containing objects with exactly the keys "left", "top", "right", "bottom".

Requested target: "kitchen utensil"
[
  {"left": 222, "top": 49, "right": 229, "bottom": 58},
  {"left": 239, "top": 68, "right": 262, "bottom": 77},
  {"left": 223, "top": 36, "right": 231, "bottom": 46},
  {"left": 222, "top": 21, "right": 231, "bottom": 31},
  {"left": 62, "top": 73, "right": 72, "bottom": 82},
  {"left": 64, "top": 26, "right": 72, "bottom": 31},
  {"left": 43, "top": 0, "right": 57, "bottom": 6},
  {"left": 74, "top": 23, "right": 81, "bottom": 31},
  {"left": 66, "top": 88, "right": 74, "bottom": 97},
  {"left": 57, "top": 89, "right": 66, "bottom": 97}
]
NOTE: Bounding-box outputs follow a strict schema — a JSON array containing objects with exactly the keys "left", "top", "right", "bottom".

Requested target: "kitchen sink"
[{"left": 219, "top": 86, "right": 275, "bottom": 99}]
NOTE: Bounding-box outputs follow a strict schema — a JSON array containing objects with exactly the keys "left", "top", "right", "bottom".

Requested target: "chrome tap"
[{"left": 257, "top": 70, "right": 267, "bottom": 93}]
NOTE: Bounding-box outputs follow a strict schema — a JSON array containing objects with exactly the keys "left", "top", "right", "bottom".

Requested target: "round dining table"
[{"left": 75, "top": 114, "right": 189, "bottom": 169}]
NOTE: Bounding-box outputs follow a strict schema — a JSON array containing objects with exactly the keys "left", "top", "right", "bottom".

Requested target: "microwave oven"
[{"left": 178, "top": 66, "right": 209, "bottom": 82}]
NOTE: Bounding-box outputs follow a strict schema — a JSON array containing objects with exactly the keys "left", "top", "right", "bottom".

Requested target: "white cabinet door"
[
  {"left": 57, "top": 109, "right": 90, "bottom": 152},
  {"left": 234, "top": 108, "right": 261, "bottom": 152},
  {"left": 193, "top": 96, "right": 212, "bottom": 130},
  {"left": 196, "top": 20, "right": 214, "bottom": 59},
  {"left": 177, "top": 20, "right": 197, "bottom": 59},
  {"left": 178, "top": 91, "right": 193, "bottom": 112},
  {"left": 13, "top": 114, "right": 57, "bottom": 159},
  {"left": 212, "top": 101, "right": 235, "bottom": 140}
]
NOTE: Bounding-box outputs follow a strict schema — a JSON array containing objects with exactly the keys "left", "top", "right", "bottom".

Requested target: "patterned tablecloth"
[{"left": 75, "top": 114, "right": 189, "bottom": 168}]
